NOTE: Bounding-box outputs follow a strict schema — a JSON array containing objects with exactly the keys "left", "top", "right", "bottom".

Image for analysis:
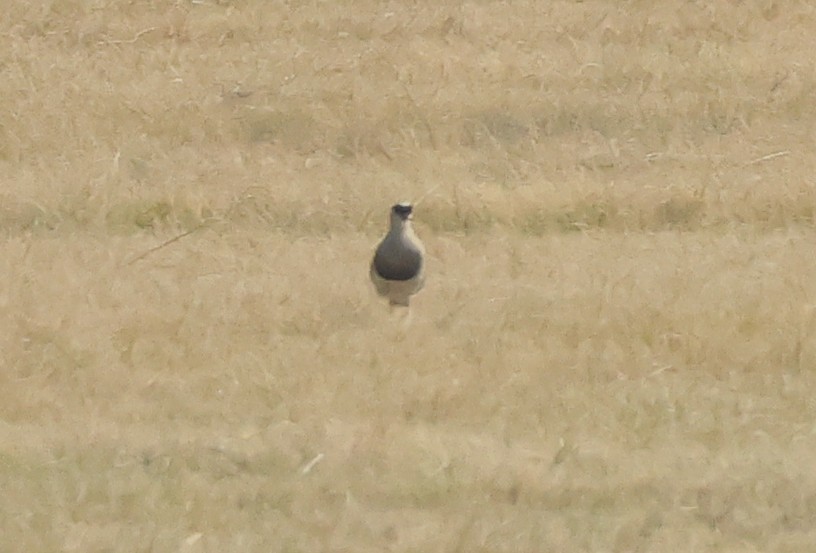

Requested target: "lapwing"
[{"left": 370, "top": 202, "right": 425, "bottom": 308}]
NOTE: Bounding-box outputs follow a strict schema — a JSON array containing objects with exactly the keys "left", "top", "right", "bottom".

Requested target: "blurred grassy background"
[{"left": 2, "top": 1, "right": 816, "bottom": 551}]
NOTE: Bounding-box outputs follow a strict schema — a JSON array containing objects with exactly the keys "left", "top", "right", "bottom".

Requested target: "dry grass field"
[{"left": 3, "top": 0, "right": 816, "bottom": 551}]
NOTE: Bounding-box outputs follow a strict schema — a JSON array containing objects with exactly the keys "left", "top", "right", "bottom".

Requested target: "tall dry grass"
[{"left": 2, "top": 1, "right": 816, "bottom": 551}]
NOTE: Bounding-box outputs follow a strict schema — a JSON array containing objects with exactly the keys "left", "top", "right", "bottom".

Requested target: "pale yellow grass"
[{"left": 2, "top": 0, "right": 816, "bottom": 552}]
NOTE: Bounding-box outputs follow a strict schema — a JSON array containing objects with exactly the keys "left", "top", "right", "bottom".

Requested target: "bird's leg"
[
  {"left": 401, "top": 306, "right": 413, "bottom": 329},
  {"left": 388, "top": 303, "right": 412, "bottom": 329}
]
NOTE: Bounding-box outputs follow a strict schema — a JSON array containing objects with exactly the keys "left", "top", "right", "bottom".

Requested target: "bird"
[{"left": 370, "top": 202, "right": 425, "bottom": 308}]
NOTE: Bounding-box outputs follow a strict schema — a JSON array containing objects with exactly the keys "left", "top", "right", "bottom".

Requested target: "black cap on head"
[{"left": 392, "top": 203, "right": 413, "bottom": 219}]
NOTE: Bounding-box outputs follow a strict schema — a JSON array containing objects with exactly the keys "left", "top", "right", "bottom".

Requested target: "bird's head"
[{"left": 390, "top": 202, "right": 414, "bottom": 225}]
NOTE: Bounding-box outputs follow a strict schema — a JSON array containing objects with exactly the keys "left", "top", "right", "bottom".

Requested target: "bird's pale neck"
[{"left": 390, "top": 215, "right": 412, "bottom": 231}]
